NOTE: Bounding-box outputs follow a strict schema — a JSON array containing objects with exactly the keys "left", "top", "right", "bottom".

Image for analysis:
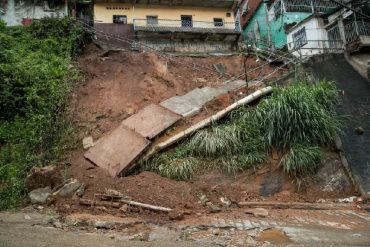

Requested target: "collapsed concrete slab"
[
  {"left": 219, "top": 80, "right": 247, "bottom": 91},
  {"left": 85, "top": 125, "right": 150, "bottom": 177},
  {"left": 122, "top": 104, "right": 182, "bottom": 139},
  {"left": 160, "top": 96, "right": 201, "bottom": 117}
]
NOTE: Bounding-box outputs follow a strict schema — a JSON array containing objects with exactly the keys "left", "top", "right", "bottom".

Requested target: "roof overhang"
[{"left": 93, "top": 0, "right": 236, "bottom": 8}]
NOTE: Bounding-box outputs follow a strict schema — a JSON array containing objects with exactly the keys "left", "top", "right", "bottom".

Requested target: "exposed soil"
[{"left": 54, "top": 43, "right": 358, "bottom": 222}]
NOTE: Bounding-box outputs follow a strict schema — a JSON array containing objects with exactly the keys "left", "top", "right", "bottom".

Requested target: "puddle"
[{"left": 258, "top": 229, "right": 292, "bottom": 245}]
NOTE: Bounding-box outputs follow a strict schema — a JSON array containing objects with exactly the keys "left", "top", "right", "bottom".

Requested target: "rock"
[
  {"left": 213, "top": 63, "right": 227, "bottom": 75},
  {"left": 195, "top": 78, "right": 207, "bottom": 83},
  {"left": 198, "top": 194, "right": 209, "bottom": 206},
  {"left": 24, "top": 214, "right": 32, "bottom": 220},
  {"left": 338, "top": 196, "right": 357, "bottom": 203},
  {"left": 168, "top": 210, "right": 184, "bottom": 221},
  {"left": 53, "top": 178, "right": 81, "bottom": 198},
  {"left": 43, "top": 215, "right": 59, "bottom": 225},
  {"left": 119, "top": 204, "right": 128, "bottom": 213},
  {"left": 220, "top": 197, "right": 231, "bottom": 207},
  {"left": 94, "top": 221, "right": 113, "bottom": 229},
  {"left": 245, "top": 208, "right": 269, "bottom": 217},
  {"left": 25, "top": 165, "right": 63, "bottom": 192},
  {"left": 76, "top": 183, "right": 86, "bottom": 198},
  {"left": 355, "top": 127, "right": 364, "bottom": 135},
  {"left": 29, "top": 186, "right": 52, "bottom": 204},
  {"left": 208, "top": 204, "right": 221, "bottom": 213},
  {"left": 82, "top": 137, "right": 94, "bottom": 150}
]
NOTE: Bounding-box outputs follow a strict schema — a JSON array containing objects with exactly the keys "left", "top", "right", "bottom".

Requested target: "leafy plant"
[
  {"left": 254, "top": 82, "right": 340, "bottom": 149},
  {"left": 280, "top": 144, "right": 323, "bottom": 178},
  {"left": 157, "top": 157, "right": 198, "bottom": 180}
]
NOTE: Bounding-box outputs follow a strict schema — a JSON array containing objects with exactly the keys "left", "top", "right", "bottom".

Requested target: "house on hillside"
[
  {"left": 286, "top": 1, "right": 370, "bottom": 57},
  {"left": 242, "top": 0, "right": 346, "bottom": 49},
  {"left": 93, "top": 0, "right": 242, "bottom": 53},
  {"left": 0, "top": 0, "right": 68, "bottom": 26}
]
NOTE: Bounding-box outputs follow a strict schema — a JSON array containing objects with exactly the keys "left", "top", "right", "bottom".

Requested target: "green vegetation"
[
  {"left": 149, "top": 81, "right": 340, "bottom": 182},
  {"left": 0, "top": 18, "right": 85, "bottom": 209}
]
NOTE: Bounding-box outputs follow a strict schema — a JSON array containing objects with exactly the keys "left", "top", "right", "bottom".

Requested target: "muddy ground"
[{"left": 55, "top": 43, "right": 358, "bottom": 222}]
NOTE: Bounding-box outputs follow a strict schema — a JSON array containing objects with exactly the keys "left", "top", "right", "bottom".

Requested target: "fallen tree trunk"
[
  {"left": 120, "top": 199, "right": 172, "bottom": 212},
  {"left": 239, "top": 201, "right": 352, "bottom": 210},
  {"left": 79, "top": 199, "right": 121, "bottom": 208},
  {"left": 139, "top": 86, "right": 273, "bottom": 163}
]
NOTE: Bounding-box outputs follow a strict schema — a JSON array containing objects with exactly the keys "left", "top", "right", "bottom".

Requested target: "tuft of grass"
[
  {"left": 280, "top": 144, "right": 323, "bottom": 178},
  {"left": 157, "top": 157, "right": 198, "bottom": 180},
  {"left": 189, "top": 125, "right": 241, "bottom": 158},
  {"left": 254, "top": 82, "right": 340, "bottom": 149}
]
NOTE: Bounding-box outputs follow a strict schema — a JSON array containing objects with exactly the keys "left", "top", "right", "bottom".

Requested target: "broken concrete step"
[
  {"left": 160, "top": 96, "right": 201, "bottom": 117},
  {"left": 84, "top": 125, "right": 150, "bottom": 177},
  {"left": 122, "top": 104, "right": 181, "bottom": 139},
  {"left": 218, "top": 80, "right": 247, "bottom": 92}
]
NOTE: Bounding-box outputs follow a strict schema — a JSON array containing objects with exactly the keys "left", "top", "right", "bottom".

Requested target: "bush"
[
  {"left": 254, "top": 82, "right": 340, "bottom": 149},
  {"left": 157, "top": 157, "right": 198, "bottom": 180},
  {"left": 0, "top": 18, "right": 85, "bottom": 209},
  {"left": 280, "top": 145, "right": 323, "bottom": 178}
]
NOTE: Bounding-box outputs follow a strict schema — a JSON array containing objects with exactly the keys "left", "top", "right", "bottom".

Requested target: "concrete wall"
[
  {"left": 139, "top": 38, "right": 237, "bottom": 54},
  {"left": 94, "top": 3, "right": 235, "bottom": 24},
  {"left": 0, "top": 0, "right": 68, "bottom": 26},
  {"left": 286, "top": 17, "right": 329, "bottom": 57}
]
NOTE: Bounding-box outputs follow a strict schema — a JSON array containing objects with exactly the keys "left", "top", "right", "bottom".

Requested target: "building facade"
[
  {"left": 93, "top": 0, "right": 241, "bottom": 53},
  {"left": 0, "top": 0, "right": 68, "bottom": 26}
]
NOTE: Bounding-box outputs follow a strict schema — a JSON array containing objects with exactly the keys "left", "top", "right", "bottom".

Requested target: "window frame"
[
  {"left": 213, "top": 18, "right": 224, "bottom": 27},
  {"left": 113, "top": 15, "right": 127, "bottom": 24},
  {"left": 146, "top": 15, "right": 158, "bottom": 25},
  {"left": 293, "top": 27, "right": 308, "bottom": 49}
]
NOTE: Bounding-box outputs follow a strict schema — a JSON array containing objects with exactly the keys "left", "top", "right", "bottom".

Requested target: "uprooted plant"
[{"left": 149, "top": 81, "right": 340, "bottom": 183}]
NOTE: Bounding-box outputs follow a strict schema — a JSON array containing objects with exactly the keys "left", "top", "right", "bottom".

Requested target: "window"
[
  {"left": 226, "top": 12, "right": 231, "bottom": 17},
  {"left": 181, "top": 15, "right": 192, "bottom": 27},
  {"left": 293, "top": 27, "right": 307, "bottom": 49},
  {"left": 214, "top": 18, "right": 224, "bottom": 27},
  {"left": 113, "top": 15, "right": 127, "bottom": 24},
  {"left": 147, "top": 16, "right": 158, "bottom": 25}
]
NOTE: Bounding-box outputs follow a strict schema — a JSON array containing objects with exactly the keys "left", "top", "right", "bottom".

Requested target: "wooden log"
[
  {"left": 120, "top": 199, "right": 172, "bottom": 212},
  {"left": 139, "top": 86, "right": 273, "bottom": 163},
  {"left": 79, "top": 199, "right": 121, "bottom": 208},
  {"left": 238, "top": 201, "right": 352, "bottom": 210}
]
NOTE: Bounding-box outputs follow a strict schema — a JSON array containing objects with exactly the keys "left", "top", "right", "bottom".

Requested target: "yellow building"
[{"left": 93, "top": 0, "right": 241, "bottom": 53}]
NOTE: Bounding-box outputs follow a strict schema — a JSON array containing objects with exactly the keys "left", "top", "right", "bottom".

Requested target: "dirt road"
[{"left": 1, "top": 208, "right": 369, "bottom": 247}]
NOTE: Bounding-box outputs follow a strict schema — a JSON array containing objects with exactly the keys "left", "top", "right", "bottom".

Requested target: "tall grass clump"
[
  {"left": 254, "top": 82, "right": 340, "bottom": 149},
  {"left": 280, "top": 145, "right": 323, "bottom": 178},
  {"left": 0, "top": 18, "right": 85, "bottom": 209}
]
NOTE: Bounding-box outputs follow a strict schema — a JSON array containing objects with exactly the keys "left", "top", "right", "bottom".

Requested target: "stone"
[
  {"left": 25, "top": 165, "right": 63, "bottom": 192},
  {"left": 198, "top": 194, "right": 209, "bottom": 206},
  {"left": 43, "top": 215, "right": 59, "bottom": 225},
  {"left": 208, "top": 204, "right": 221, "bottom": 213},
  {"left": 119, "top": 204, "right": 128, "bottom": 213},
  {"left": 213, "top": 63, "right": 227, "bottom": 75},
  {"left": 245, "top": 208, "right": 269, "bottom": 218},
  {"left": 53, "top": 178, "right": 81, "bottom": 198},
  {"left": 24, "top": 214, "right": 32, "bottom": 220},
  {"left": 355, "top": 127, "right": 364, "bottom": 135},
  {"left": 168, "top": 210, "right": 184, "bottom": 221},
  {"left": 76, "top": 183, "right": 86, "bottom": 198},
  {"left": 28, "top": 186, "right": 52, "bottom": 204},
  {"left": 94, "top": 221, "right": 113, "bottom": 229},
  {"left": 82, "top": 136, "right": 94, "bottom": 150}
]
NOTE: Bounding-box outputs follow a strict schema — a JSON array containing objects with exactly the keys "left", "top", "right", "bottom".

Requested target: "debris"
[
  {"left": 198, "top": 194, "right": 209, "bottom": 206},
  {"left": 43, "top": 215, "right": 59, "bottom": 225},
  {"left": 119, "top": 204, "right": 128, "bottom": 213},
  {"left": 28, "top": 186, "right": 52, "bottom": 204},
  {"left": 245, "top": 208, "right": 269, "bottom": 217},
  {"left": 25, "top": 165, "right": 63, "bottom": 192},
  {"left": 239, "top": 201, "right": 351, "bottom": 210},
  {"left": 52, "top": 178, "right": 81, "bottom": 198},
  {"left": 94, "top": 221, "right": 112, "bottom": 229},
  {"left": 79, "top": 199, "right": 120, "bottom": 208},
  {"left": 105, "top": 189, "right": 123, "bottom": 197},
  {"left": 220, "top": 197, "right": 232, "bottom": 207},
  {"left": 24, "top": 214, "right": 32, "bottom": 220},
  {"left": 208, "top": 204, "right": 221, "bottom": 214},
  {"left": 213, "top": 63, "right": 227, "bottom": 75},
  {"left": 76, "top": 183, "right": 86, "bottom": 198},
  {"left": 82, "top": 136, "right": 94, "bottom": 150},
  {"left": 195, "top": 78, "right": 207, "bottom": 83},
  {"left": 140, "top": 87, "right": 273, "bottom": 164},
  {"left": 168, "top": 210, "right": 185, "bottom": 220},
  {"left": 338, "top": 196, "right": 357, "bottom": 203},
  {"left": 355, "top": 127, "right": 364, "bottom": 135}
]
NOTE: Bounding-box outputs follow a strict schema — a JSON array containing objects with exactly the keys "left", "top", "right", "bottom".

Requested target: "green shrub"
[
  {"left": 280, "top": 145, "right": 323, "bottom": 178},
  {"left": 254, "top": 82, "right": 340, "bottom": 148},
  {"left": 157, "top": 157, "right": 198, "bottom": 180},
  {"left": 0, "top": 18, "right": 85, "bottom": 209}
]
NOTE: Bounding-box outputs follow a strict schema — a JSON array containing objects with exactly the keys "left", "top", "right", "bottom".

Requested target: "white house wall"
[
  {"left": 287, "top": 18, "right": 328, "bottom": 58},
  {"left": 0, "top": 0, "right": 68, "bottom": 26}
]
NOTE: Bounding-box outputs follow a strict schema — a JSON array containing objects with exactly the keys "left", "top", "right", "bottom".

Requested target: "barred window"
[
  {"left": 293, "top": 27, "right": 307, "bottom": 49},
  {"left": 113, "top": 15, "right": 127, "bottom": 24},
  {"left": 146, "top": 16, "right": 158, "bottom": 25},
  {"left": 214, "top": 18, "right": 224, "bottom": 27}
]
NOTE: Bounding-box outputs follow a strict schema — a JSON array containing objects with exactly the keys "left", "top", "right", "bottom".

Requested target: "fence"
[
  {"left": 271, "top": 0, "right": 344, "bottom": 14},
  {"left": 344, "top": 21, "right": 370, "bottom": 43}
]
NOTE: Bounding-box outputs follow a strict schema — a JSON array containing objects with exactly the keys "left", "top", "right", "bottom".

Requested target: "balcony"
[
  {"left": 270, "top": 0, "right": 348, "bottom": 15},
  {"left": 133, "top": 19, "right": 241, "bottom": 34}
]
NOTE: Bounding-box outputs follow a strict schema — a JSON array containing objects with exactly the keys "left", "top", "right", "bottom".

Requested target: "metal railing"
[
  {"left": 133, "top": 19, "right": 240, "bottom": 34},
  {"left": 344, "top": 21, "right": 370, "bottom": 44},
  {"left": 271, "top": 0, "right": 345, "bottom": 14}
]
